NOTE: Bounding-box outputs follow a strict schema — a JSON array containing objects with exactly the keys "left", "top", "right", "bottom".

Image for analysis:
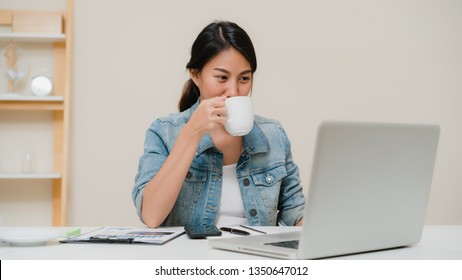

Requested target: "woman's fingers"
[{"left": 190, "top": 96, "right": 228, "bottom": 133}]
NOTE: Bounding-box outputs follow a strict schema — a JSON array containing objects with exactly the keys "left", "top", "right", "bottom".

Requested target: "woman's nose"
[{"left": 225, "top": 82, "right": 239, "bottom": 97}]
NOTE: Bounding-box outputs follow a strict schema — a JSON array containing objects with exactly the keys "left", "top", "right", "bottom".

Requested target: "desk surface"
[{"left": 1, "top": 226, "right": 461, "bottom": 260}]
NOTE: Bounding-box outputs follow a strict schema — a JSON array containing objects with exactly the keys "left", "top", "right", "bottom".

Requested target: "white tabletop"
[{"left": 1, "top": 225, "right": 461, "bottom": 260}]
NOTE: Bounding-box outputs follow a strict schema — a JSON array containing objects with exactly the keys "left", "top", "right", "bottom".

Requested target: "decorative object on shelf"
[
  {"left": 0, "top": 42, "right": 29, "bottom": 93},
  {"left": 22, "top": 152, "right": 33, "bottom": 173},
  {"left": 31, "top": 73, "right": 53, "bottom": 96}
]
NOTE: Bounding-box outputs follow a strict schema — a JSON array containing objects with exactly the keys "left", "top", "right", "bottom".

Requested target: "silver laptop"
[{"left": 209, "top": 121, "right": 440, "bottom": 259}]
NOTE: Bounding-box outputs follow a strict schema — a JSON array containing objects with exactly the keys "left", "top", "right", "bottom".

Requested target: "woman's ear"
[{"left": 189, "top": 69, "right": 200, "bottom": 86}]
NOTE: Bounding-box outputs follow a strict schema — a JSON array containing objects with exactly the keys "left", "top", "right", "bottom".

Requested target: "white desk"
[{"left": 1, "top": 226, "right": 461, "bottom": 260}]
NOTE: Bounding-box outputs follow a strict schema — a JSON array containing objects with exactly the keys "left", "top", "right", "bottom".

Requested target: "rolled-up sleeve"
[{"left": 132, "top": 120, "right": 169, "bottom": 222}]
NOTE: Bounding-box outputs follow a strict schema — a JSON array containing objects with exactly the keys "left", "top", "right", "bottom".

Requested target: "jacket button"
[
  {"left": 186, "top": 171, "right": 192, "bottom": 179},
  {"left": 250, "top": 209, "right": 257, "bottom": 216},
  {"left": 243, "top": 178, "right": 250, "bottom": 186},
  {"left": 265, "top": 175, "right": 274, "bottom": 184}
]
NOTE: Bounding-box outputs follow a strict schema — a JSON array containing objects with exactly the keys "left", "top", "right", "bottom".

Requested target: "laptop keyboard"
[{"left": 265, "top": 240, "right": 299, "bottom": 249}]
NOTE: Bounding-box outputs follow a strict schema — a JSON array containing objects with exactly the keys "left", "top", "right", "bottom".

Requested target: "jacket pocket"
[
  {"left": 178, "top": 167, "right": 208, "bottom": 207},
  {"left": 250, "top": 164, "right": 287, "bottom": 208}
]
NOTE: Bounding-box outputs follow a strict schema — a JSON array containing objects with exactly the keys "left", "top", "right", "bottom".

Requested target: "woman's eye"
[
  {"left": 216, "top": 75, "right": 227, "bottom": 81},
  {"left": 240, "top": 76, "right": 251, "bottom": 82}
]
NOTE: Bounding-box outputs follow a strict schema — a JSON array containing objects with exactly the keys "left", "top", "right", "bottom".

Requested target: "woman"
[{"left": 132, "top": 21, "right": 305, "bottom": 228}]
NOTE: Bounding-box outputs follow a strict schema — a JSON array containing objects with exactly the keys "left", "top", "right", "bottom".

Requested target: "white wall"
[{"left": 1, "top": 0, "right": 461, "bottom": 226}]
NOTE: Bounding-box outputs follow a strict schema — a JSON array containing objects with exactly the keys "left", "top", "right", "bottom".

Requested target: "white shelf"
[
  {"left": 0, "top": 173, "right": 62, "bottom": 179},
  {"left": 0, "top": 32, "right": 66, "bottom": 43},
  {"left": 0, "top": 93, "right": 64, "bottom": 102}
]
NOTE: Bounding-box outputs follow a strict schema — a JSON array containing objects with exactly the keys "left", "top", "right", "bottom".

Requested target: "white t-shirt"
[{"left": 215, "top": 163, "right": 247, "bottom": 227}]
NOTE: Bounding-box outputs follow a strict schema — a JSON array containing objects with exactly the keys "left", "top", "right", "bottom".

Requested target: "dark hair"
[{"left": 178, "top": 21, "right": 257, "bottom": 112}]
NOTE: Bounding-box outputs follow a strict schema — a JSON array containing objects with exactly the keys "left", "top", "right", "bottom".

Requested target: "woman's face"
[{"left": 190, "top": 47, "right": 252, "bottom": 100}]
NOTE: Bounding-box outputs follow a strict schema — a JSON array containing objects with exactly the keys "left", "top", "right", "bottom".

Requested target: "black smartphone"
[{"left": 184, "top": 224, "right": 222, "bottom": 239}]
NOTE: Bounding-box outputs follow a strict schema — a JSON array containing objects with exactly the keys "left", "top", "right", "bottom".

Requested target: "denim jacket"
[{"left": 132, "top": 101, "right": 305, "bottom": 227}]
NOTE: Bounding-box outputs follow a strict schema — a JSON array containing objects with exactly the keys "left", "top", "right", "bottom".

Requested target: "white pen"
[{"left": 239, "top": 224, "right": 267, "bottom": 234}]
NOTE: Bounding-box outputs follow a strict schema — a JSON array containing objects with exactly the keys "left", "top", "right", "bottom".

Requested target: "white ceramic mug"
[{"left": 224, "top": 96, "right": 254, "bottom": 136}]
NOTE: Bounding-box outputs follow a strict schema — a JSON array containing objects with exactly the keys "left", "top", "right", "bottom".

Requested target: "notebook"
[{"left": 209, "top": 121, "right": 440, "bottom": 259}]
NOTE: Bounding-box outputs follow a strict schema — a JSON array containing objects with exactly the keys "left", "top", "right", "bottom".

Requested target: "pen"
[
  {"left": 239, "top": 225, "right": 267, "bottom": 234},
  {"left": 219, "top": 227, "right": 250, "bottom": 236},
  {"left": 89, "top": 236, "right": 135, "bottom": 243}
]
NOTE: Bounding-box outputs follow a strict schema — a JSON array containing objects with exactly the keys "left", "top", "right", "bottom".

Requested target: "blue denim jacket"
[{"left": 132, "top": 101, "right": 305, "bottom": 227}]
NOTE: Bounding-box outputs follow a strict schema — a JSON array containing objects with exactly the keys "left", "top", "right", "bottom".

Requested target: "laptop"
[{"left": 209, "top": 121, "right": 440, "bottom": 259}]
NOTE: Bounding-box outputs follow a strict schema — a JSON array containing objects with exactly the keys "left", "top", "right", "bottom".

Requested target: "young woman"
[{"left": 132, "top": 21, "right": 305, "bottom": 228}]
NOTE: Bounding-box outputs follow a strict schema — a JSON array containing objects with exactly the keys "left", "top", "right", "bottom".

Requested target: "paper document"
[{"left": 60, "top": 226, "right": 184, "bottom": 245}]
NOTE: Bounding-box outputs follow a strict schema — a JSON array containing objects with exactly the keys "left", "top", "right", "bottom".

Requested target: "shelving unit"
[
  {"left": 0, "top": 93, "right": 64, "bottom": 110},
  {"left": 0, "top": 173, "right": 61, "bottom": 179},
  {"left": 0, "top": 0, "right": 73, "bottom": 226},
  {"left": 0, "top": 32, "right": 66, "bottom": 42}
]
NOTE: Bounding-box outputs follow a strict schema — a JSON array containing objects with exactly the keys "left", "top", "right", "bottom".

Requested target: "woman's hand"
[{"left": 187, "top": 96, "right": 227, "bottom": 136}]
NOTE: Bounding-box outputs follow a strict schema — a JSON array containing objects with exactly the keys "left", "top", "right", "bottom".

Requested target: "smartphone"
[{"left": 184, "top": 224, "right": 222, "bottom": 239}]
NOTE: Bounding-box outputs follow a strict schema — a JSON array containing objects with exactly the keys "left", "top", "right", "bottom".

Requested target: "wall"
[{"left": 1, "top": 0, "right": 461, "bottom": 226}]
